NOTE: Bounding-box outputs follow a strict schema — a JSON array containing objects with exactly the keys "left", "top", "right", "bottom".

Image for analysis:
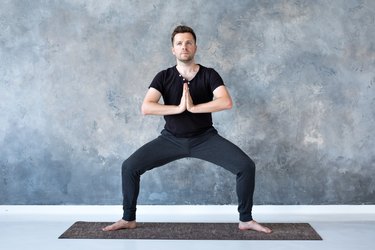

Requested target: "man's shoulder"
[
  {"left": 198, "top": 64, "right": 217, "bottom": 72},
  {"left": 154, "top": 66, "right": 177, "bottom": 78},
  {"left": 198, "top": 65, "right": 220, "bottom": 77},
  {"left": 160, "top": 65, "right": 176, "bottom": 73}
]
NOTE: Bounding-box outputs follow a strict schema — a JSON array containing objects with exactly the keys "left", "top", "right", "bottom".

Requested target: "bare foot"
[
  {"left": 239, "top": 220, "right": 272, "bottom": 234},
  {"left": 102, "top": 219, "right": 137, "bottom": 231}
]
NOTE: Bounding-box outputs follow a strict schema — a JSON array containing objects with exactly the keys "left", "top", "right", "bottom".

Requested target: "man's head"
[
  {"left": 171, "top": 25, "right": 196, "bottom": 45},
  {"left": 171, "top": 25, "right": 197, "bottom": 63}
]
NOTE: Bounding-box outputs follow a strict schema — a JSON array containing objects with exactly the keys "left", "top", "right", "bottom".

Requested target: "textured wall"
[{"left": 1, "top": 0, "right": 374, "bottom": 205}]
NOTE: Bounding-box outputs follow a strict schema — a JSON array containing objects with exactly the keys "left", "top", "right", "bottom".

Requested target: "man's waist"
[{"left": 163, "top": 126, "right": 215, "bottom": 138}]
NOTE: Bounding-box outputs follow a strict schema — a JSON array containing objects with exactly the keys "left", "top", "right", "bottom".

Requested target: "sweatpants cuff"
[
  {"left": 122, "top": 212, "right": 136, "bottom": 221},
  {"left": 239, "top": 214, "right": 253, "bottom": 222}
]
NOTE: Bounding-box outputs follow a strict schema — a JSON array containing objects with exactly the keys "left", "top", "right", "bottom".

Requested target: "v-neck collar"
[{"left": 174, "top": 64, "right": 201, "bottom": 82}]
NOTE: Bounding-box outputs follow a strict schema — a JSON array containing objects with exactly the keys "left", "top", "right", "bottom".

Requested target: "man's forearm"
[
  {"left": 141, "top": 102, "right": 184, "bottom": 116},
  {"left": 187, "top": 97, "right": 233, "bottom": 113}
]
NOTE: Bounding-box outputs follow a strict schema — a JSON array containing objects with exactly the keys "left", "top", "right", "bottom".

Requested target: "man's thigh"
[
  {"left": 190, "top": 133, "right": 252, "bottom": 174},
  {"left": 125, "top": 134, "right": 189, "bottom": 173}
]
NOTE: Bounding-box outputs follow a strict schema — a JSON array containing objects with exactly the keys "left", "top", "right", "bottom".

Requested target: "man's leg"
[
  {"left": 103, "top": 132, "right": 189, "bottom": 231},
  {"left": 190, "top": 129, "right": 272, "bottom": 233}
]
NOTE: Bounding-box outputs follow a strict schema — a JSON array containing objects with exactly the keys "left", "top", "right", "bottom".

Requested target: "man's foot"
[
  {"left": 102, "top": 219, "right": 137, "bottom": 231},
  {"left": 239, "top": 220, "right": 272, "bottom": 234}
]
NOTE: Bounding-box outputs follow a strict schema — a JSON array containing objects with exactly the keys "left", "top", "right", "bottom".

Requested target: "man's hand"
[
  {"left": 185, "top": 83, "right": 195, "bottom": 112},
  {"left": 178, "top": 82, "right": 188, "bottom": 113}
]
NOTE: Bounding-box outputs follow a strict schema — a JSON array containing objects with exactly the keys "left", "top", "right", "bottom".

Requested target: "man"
[{"left": 103, "top": 25, "right": 272, "bottom": 233}]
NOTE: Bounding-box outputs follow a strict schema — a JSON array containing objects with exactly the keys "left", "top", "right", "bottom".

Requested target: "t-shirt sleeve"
[
  {"left": 149, "top": 70, "right": 164, "bottom": 93},
  {"left": 209, "top": 68, "right": 225, "bottom": 91}
]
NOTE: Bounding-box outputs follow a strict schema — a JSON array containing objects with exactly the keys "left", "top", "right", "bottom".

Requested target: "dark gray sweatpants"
[{"left": 121, "top": 127, "right": 256, "bottom": 222}]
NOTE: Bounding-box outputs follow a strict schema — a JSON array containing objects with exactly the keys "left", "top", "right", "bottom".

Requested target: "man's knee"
[
  {"left": 239, "top": 157, "right": 255, "bottom": 175},
  {"left": 122, "top": 158, "right": 138, "bottom": 177}
]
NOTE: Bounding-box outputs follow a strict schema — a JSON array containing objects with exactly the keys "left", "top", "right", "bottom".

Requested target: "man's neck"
[{"left": 176, "top": 60, "right": 198, "bottom": 75}]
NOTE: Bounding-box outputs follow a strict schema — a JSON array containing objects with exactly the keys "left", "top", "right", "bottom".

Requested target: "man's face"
[{"left": 172, "top": 32, "right": 197, "bottom": 63}]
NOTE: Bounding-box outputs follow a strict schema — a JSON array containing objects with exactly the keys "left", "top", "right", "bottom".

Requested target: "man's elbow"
[
  {"left": 141, "top": 103, "right": 150, "bottom": 115},
  {"left": 224, "top": 98, "right": 233, "bottom": 110}
]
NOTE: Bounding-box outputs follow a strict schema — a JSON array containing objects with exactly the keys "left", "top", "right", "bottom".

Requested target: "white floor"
[{"left": 1, "top": 205, "right": 375, "bottom": 250}]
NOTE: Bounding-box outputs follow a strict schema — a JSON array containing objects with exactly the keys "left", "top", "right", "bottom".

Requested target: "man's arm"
[
  {"left": 141, "top": 87, "right": 186, "bottom": 115},
  {"left": 186, "top": 85, "right": 233, "bottom": 113}
]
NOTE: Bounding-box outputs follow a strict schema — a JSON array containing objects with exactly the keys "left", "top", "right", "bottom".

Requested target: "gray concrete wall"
[{"left": 1, "top": 0, "right": 374, "bottom": 205}]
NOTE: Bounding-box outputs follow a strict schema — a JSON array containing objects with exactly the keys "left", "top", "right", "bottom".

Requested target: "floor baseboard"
[{"left": 1, "top": 205, "right": 375, "bottom": 222}]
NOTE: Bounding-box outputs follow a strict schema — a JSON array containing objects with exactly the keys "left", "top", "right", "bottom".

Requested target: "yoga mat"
[{"left": 59, "top": 221, "right": 322, "bottom": 240}]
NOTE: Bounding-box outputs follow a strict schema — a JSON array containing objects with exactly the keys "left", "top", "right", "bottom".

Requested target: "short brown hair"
[{"left": 171, "top": 25, "right": 196, "bottom": 45}]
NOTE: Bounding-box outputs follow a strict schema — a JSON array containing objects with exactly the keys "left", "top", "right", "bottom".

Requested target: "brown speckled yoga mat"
[{"left": 59, "top": 221, "right": 322, "bottom": 240}]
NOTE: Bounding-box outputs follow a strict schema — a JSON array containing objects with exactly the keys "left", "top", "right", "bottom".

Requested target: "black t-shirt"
[{"left": 149, "top": 64, "right": 225, "bottom": 137}]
